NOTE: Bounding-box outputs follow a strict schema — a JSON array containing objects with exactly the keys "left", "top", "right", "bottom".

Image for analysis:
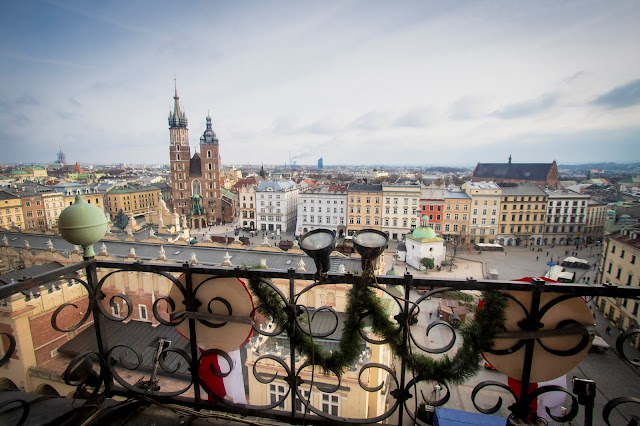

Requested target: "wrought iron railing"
[{"left": 1, "top": 259, "right": 639, "bottom": 425}]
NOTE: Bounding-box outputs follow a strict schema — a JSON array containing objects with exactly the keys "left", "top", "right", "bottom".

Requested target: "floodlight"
[{"left": 299, "top": 229, "right": 336, "bottom": 280}]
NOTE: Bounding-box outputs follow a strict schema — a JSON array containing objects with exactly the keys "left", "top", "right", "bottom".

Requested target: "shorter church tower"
[{"left": 199, "top": 113, "right": 223, "bottom": 222}]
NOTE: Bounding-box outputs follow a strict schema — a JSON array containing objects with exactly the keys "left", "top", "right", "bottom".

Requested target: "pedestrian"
[
  {"left": 546, "top": 251, "right": 549, "bottom": 256},
  {"left": 505, "top": 251, "right": 507, "bottom": 256},
  {"left": 429, "top": 312, "right": 433, "bottom": 320},
  {"left": 606, "top": 326, "right": 611, "bottom": 335},
  {"left": 536, "top": 256, "right": 539, "bottom": 261}
]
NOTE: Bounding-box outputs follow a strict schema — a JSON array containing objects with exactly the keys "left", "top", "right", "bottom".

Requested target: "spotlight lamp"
[
  {"left": 352, "top": 229, "right": 389, "bottom": 274},
  {"left": 299, "top": 229, "right": 336, "bottom": 280}
]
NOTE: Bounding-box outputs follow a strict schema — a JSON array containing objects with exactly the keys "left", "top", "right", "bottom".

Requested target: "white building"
[
  {"left": 381, "top": 184, "right": 421, "bottom": 241},
  {"left": 405, "top": 217, "right": 446, "bottom": 270},
  {"left": 238, "top": 185, "right": 256, "bottom": 230},
  {"left": 296, "top": 184, "right": 348, "bottom": 237},
  {"left": 544, "top": 189, "right": 590, "bottom": 245},
  {"left": 256, "top": 181, "right": 299, "bottom": 233}
]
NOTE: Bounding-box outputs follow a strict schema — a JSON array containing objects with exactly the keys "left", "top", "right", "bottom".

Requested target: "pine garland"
[{"left": 248, "top": 277, "right": 506, "bottom": 384}]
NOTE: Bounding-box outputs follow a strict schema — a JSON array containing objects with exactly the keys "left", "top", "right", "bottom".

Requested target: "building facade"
[
  {"left": 585, "top": 200, "right": 607, "bottom": 243},
  {"left": 346, "top": 184, "right": 383, "bottom": 236},
  {"left": 544, "top": 189, "right": 590, "bottom": 245},
  {"left": 497, "top": 183, "right": 548, "bottom": 247},
  {"left": 256, "top": 181, "right": 299, "bottom": 233},
  {"left": 419, "top": 185, "right": 445, "bottom": 234},
  {"left": 297, "top": 185, "right": 348, "bottom": 237},
  {"left": 168, "top": 86, "right": 224, "bottom": 228},
  {"left": 239, "top": 185, "right": 257, "bottom": 230},
  {"left": 42, "top": 192, "right": 65, "bottom": 230},
  {"left": 106, "top": 185, "right": 162, "bottom": 218},
  {"left": 441, "top": 190, "right": 471, "bottom": 243},
  {"left": 381, "top": 184, "right": 421, "bottom": 241},
  {"left": 596, "top": 224, "right": 640, "bottom": 347},
  {"left": 462, "top": 182, "right": 502, "bottom": 245},
  {"left": 0, "top": 191, "right": 24, "bottom": 230}
]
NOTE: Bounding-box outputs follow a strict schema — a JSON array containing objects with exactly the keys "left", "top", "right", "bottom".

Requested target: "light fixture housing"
[
  {"left": 352, "top": 229, "right": 389, "bottom": 272},
  {"left": 299, "top": 229, "right": 336, "bottom": 280}
]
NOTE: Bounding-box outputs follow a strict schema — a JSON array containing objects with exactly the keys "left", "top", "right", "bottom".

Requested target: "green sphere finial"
[{"left": 58, "top": 194, "right": 108, "bottom": 258}]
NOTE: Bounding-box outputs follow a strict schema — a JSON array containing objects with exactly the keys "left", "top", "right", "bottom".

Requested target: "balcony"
[{"left": 1, "top": 258, "right": 640, "bottom": 425}]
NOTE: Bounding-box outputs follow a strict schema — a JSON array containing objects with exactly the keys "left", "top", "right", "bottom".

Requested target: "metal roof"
[{"left": 0, "top": 231, "right": 361, "bottom": 274}]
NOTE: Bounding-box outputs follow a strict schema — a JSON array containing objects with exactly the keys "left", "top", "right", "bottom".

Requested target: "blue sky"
[{"left": 1, "top": 0, "right": 639, "bottom": 167}]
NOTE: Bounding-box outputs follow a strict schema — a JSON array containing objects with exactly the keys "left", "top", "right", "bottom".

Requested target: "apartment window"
[
  {"left": 612, "top": 246, "right": 616, "bottom": 254},
  {"left": 295, "top": 390, "right": 311, "bottom": 413},
  {"left": 473, "top": 209, "right": 478, "bottom": 215},
  {"left": 616, "top": 268, "right": 622, "bottom": 280},
  {"left": 445, "top": 224, "right": 450, "bottom": 232},
  {"left": 633, "top": 302, "right": 639, "bottom": 316},
  {"left": 139, "top": 305, "right": 148, "bottom": 320},
  {"left": 356, "top": 217, "right": 361, "bottom": 224},
  {"left": 472, "top": 218, "right": 477, "bottom": 225},
  {"left": 349, "top": 217, "right": 354, "bottom": 224},
  {"left": 446, "top": 213, "right": 451, "bottom": 220},
  {"left": 632, "top": 255, "right": 636, "bottom": 265},
  {"left": 385, "top": 219, "right": 389, "bottom": 226},
  {"left": 621, "top": 250, "right": 625, "bottom": 259},
  {"left": 366, "top": 197, "right": 370, "bottom": 203},
  {"left": 321, "top": 393, "right": 340, "bottom": 416},
  {"left": 454, "top": 214, "right": 459, "bottom": 220},
  {"left": 270, "top": 384, "right": 287, "bottom": 410},
  {"left": 627, "top": 274, "right": 633, "bottom": 286},
  {"left": 453, "top": 224, "right": 458, "bottom": 232}
]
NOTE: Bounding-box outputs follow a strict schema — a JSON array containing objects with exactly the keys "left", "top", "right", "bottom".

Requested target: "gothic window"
[
  {"left": 208, "top": 163, "right": 212, "bottom": 170},
  {"left": 177, "top": 154, "right": 180, "bottom": 160},
  {"left": 175, "top": 144, "right": 179, "bottom": 151},
  {"left": 207, "top": 150, "right": 211, "bottom": 158},
  {"left": 192, "top": 180, "right": 202, "bottom": 196}
]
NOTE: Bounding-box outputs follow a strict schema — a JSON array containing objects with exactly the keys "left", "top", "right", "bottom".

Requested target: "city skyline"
[{"left": 1, "top": 1, "right": 639, "bottom": 166}]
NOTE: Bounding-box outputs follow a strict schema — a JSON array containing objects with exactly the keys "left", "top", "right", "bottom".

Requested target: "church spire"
[{"left": 168, "top": 78, "right": 188, "bottom": 129}]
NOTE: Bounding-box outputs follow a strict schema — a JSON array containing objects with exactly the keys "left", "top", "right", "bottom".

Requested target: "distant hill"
[{"left": 558, "top": 162, "right": 640, "bottom": 175}]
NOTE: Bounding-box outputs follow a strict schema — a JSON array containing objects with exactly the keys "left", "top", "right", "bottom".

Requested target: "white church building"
[{"left": 405, "top": 215, "right": 446, "bottom": 270}]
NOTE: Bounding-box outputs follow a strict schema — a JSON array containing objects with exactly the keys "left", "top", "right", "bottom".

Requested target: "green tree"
[
  {"left": 113, "top": 209, "right": 129, "bottom": 230},
  {"left": 420, "top": 257, "right": 435, "bottom": 270}
]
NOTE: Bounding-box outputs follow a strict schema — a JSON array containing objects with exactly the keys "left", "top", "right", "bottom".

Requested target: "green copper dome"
[
  {"left": 386, "top": 265, "right": 400, "bottom": 276},
  {"left": 412, "top": 226, "right": 437, "bottom": 240}
]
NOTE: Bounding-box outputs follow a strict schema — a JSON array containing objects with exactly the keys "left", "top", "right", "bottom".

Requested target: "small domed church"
[
  {"left": 405, "top": 215, "right": 446, "bottom": 271},
  {"left": 168, "top": 82, "right": 232, "bottom": 229}
]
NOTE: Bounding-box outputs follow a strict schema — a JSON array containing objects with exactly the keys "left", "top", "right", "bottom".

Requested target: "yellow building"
[
  {"left": 346, "top": 184, "right": 383, "bottom": 236},
  {"left": 596, "top": 224, "right": 640, "bottom": 347},
  {"left": 106, "top": 184, "right": 161, "bottom": 217},
  {"left": 54, "top": 183, "right": 106, "bottom": 212},
  {"left": 245, "top": 278, "right": 393, "bottom": 420},
  {"left": 0, "top": 191, "right": 24, "bottom": 230},
  {"left": 497, "top": 183, "right": 548, "bottom": 247},
  {"left": 462, "top": 181, "right": 502, "bottom": 245},
  {"left": 442, "top": 190, "right": 472, "bottom": 243}
]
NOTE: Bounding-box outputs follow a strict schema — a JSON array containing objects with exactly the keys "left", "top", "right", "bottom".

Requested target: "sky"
[{"left": 1, "top": 0, "right": 639, "bottom": 167}]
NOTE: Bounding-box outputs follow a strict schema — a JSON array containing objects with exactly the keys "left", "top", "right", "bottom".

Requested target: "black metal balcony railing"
[{"left": 1, "top": 260, "right": 640, "bottom": 425}]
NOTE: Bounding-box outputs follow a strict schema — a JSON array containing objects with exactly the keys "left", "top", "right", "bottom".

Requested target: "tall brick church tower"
[{"left": 168, "top": 82, "right": 223, "bottom": 228}]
